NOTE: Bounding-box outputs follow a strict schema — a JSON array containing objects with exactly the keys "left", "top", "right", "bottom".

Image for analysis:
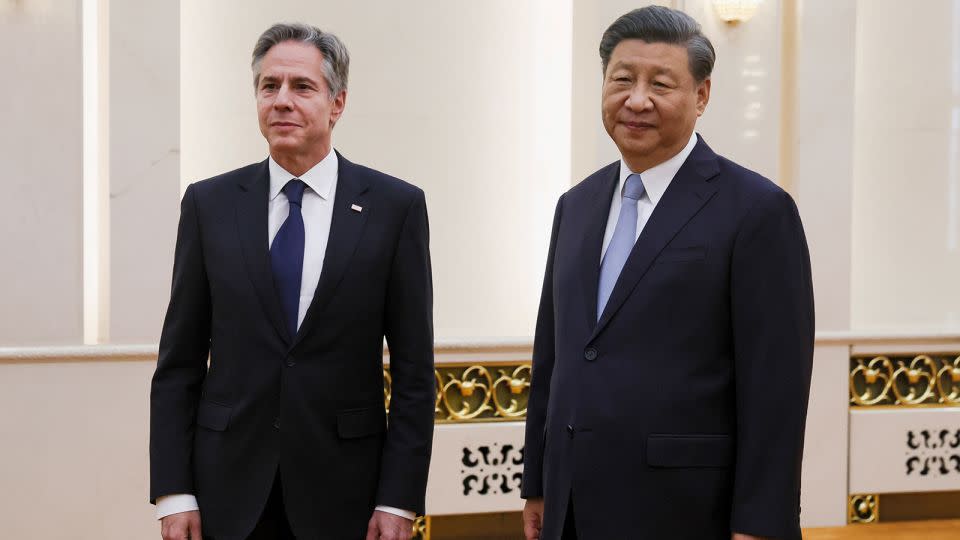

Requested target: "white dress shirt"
[
  {"left": 600, "top": 131, "right": 699, "bottom": 260},
  {"left": 157, "top": 150, "right": 414, "bottom": 522}
]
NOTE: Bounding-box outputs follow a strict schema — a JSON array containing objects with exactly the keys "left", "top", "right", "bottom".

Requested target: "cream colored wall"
[
  {"left": 181, "top": 0, "right": 573, "bottom": 342},
  {"left": 0, "top": 355, "right": 157, "bottom": 539},
  {"left": 108, "top": 0, "right": 180, "bottom": 344},
  {"left": 851, "top": 0, "right": 960, "bottom": 333},
  {"left": 0, "top": 1, "right": 84, "bottom": 345}
]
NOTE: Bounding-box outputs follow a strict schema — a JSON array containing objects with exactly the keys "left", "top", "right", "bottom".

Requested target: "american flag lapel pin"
[{"left": 351, "top": 204, "right": 363, "bottom": 213}]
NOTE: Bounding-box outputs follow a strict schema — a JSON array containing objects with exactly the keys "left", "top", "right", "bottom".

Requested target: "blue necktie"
[
  {"left": 597, "top": 173, "right": 645, "bottom": 320},
  {"left": 271, "top": 179, "right": 307, "bottom": 339}
]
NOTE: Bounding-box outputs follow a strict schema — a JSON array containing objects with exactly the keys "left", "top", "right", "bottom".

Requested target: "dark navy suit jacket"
[
  {"left": 150, "top": 152, "right": 435, "bottom": 540},
  {"left": 522, "top": 136, "right": 814, "bottom": 540}
]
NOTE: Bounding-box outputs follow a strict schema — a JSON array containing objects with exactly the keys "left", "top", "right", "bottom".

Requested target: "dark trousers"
[
  {"left": 561, "top": 496, "right": 577, "bottom": 540},
  {"left": 247, "top": 473, "right": 295, "bottom": 540},
  {"left": 204, "top": 473, "right": 295, "bottom": 540}
]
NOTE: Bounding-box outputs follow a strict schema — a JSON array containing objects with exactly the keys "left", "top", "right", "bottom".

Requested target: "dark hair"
[
  {"left": 599, "top": 6, "right": 715, "bottom": 82},
  {"left": 251, "top": 23, "right": 350, "bottom": 96}
]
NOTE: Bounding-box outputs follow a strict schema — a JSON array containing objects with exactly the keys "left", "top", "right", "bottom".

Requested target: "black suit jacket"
[
  {"left": 521, "top": 136, "right": 814, "bottom": 540},
  {"left": 150, "top": 152, "right": 435, "bottom": 540}
]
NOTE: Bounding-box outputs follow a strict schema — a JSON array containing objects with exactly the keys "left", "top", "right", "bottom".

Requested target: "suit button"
[
  {"left": 273, "top": 418, "right": 280, "bottom": 430},
  {"left": 584, "top": 348, "right": 598, "bottom": 361},
  {"left": 286, "top": 357, "right": 295, "bottom": 367},
  {"left": 566, "top": 425, "right": 575, "bottom": 438}
]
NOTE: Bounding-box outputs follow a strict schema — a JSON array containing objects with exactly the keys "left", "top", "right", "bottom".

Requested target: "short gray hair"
[
  {"left": 251, "top": 23, "right": 350, "bottom": 97},
  {"left": 599, "top": 6, "right": 715, "bottom": 83}
]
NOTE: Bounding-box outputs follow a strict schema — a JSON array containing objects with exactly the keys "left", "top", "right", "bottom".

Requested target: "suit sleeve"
[
  {"left": 521, "top": 195, "right": 564, "bottom": 499},
  {"left": 149, "top": 184, "right": 212, "bottom": 504},
  {"left": 377, "top": 190, "right": 435, "bottom": 515},
  {"left": 729, "top": 189, "right": 815, "bottom": 539}
]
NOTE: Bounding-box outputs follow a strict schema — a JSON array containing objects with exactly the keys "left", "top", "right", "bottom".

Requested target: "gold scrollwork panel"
[
  {"left": 411, "top": 515, "right": 430, "bottom": 540},
  {"left": 850, "top": 354, "right": 960, "bottom": 407},
  {"left": 848, "top": 494, "right": 879, "bottom": 524},
  {"left": 382, "top": 362, "right": 532, "bottom": 423},
  {"left": 936, "top": 355, "right": 960, "bottom": 405}
]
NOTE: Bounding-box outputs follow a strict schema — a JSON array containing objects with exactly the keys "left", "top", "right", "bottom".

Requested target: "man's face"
[
  {"left": 256, "top": 41, "right": 345, "bottom": 160},
  {"left": 601, "top": 39, "right": 709, "bottom": 170}
]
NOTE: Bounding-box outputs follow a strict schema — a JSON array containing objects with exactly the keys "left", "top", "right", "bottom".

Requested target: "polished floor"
[
  {"left": 427, "top": 514, "right": 960, "bottom": 539},
  {"left": 804, "top": 520, "right": 960, "bottom": 539}
]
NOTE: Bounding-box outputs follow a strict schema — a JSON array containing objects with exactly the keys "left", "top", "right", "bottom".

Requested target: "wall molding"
[{"left": 4, "top": 332, "right": 960, "bottom": 364}]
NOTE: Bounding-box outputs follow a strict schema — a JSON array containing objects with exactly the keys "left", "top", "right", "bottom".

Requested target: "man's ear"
[
  {"left": 696, "top": 77, "right": 711, "bottom": 117},
  {"left": 330, "top": 90, "right": 347, "bottom": 127}
]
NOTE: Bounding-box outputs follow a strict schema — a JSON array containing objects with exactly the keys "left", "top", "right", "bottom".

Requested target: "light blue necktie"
[{"left": 597, "top": 173, "right": 645, "bottom": 320}]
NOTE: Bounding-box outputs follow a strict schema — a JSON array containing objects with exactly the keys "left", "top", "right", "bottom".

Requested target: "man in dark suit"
[
  {"left": 521, "top": 7, "right": 814, "bottom": 540},
  {"left": 150, "top": 23, "right": 434, "bottom": 540}
]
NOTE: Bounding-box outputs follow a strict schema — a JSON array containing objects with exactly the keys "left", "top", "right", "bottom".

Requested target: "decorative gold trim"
[
  {"left": 440, "top": 365, "right": 495, "bottom": 421},
  {"left": 412, "top": 515, "right": 430, "bottom": 540},
  {"left": 936, "top": 356, "right": 960, "bottom": 405},
  {"left": 850, "top": 354, "right": 960, "bottom": 407},
  {"left": 383, "top": 361, "right": 532, "bottom": 423},
  {"left": 492, "top": 364, "right": 532, "bottom": 418},
  {"left": 848, "top": 494, "right": 879, "bottom": 524},
  {"left": 383, "top": 367, "right": 392, "bottom": 412}
]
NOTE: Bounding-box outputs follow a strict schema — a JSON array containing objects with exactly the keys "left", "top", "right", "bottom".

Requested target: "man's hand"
[
  {"left": 733, "top": 534, "right": 770, "bottom": 540},
  {"left": 365, "top": 509, "right": 414, "bottom": 540},
  {"left": 160, "top": 510, "right": 201, "bottom": 540},
  {"left": 522, "top": 497, "right": 544, "bottom": 540}
]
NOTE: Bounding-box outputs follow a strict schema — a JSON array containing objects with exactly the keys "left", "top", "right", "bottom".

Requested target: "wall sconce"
[{"left": 712, "top": 0, "right": 763, "bottom": 24}]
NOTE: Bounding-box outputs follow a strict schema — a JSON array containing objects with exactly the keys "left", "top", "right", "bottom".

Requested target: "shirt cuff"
[
  {"left": 375, "top": 505, "right": 416, "bottom": 521},
  {"left": 155, "top": 494, "right": 199, "bottom": 520}
]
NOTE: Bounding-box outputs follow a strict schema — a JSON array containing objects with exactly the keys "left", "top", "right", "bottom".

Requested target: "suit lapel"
[
  {"left": 293, "top": 152, "right": 370, "bottom": 347},
  {"left": 235, "top": 159, "right": 291, "bottom": 343},
  {"left": 578, "top": 162, "right": 620, "bottom": 328},
  {"left": 590, "top": 137, "right": 722, "bottom": 341}
]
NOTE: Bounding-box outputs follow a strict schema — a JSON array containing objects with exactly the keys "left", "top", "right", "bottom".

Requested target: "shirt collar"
[
  {"left": 617, "top": 130, "right": 698, "bottom": 205},
  {"left": 268, "top": 150, "right": 338, "bottom": 201}
]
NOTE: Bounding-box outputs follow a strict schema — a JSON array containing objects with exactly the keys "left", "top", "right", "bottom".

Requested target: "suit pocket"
[
  {"left": 647, "top": 434, "right": 732, "bottom": 468},
  {"left": 656, "top": 246, "right": 707, "bottom": 263},
  {"left": 337, "top": 407, "right": 386, "bottom": 439},
  {"left": 196, "top": 400, "right": 232, "bottom": 432}
]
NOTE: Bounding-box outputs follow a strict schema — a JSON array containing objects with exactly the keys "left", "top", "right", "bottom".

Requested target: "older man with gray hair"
[
  {"left": 521, "top": 6, "right": 813, "bottom": 540},
  {"left": 150, "top": 23, "right": 435, "bottom": 540}
]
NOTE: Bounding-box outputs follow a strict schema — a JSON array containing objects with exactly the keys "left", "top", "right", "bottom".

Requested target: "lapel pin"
[{"left": 351, "top": 204, "right": 363, "bottom": 213}]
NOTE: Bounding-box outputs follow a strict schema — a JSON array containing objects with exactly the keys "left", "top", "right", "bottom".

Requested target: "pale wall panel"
[
  {"left": 0, "top": 359, "right": 157, "bottom": 539},
  {"left": 851, "top": 0, "right": 960, "bottom": 332},
  {"left": 793, "top": 0, "right": 857, "bottom": 332},
  {"left": 0, "top": 1, "right": 83, "bottom": 345},
  {"left": 109, "top": 0, "right": 180, "bottom": 343},
  {"left": 181, "top": 0, "right": 573, "bottom": 341}
]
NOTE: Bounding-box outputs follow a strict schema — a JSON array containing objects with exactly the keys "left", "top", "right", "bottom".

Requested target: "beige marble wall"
[
  {"left": 108, "top": 0, "right": 179, "bottom": 343},
  {"left": 0, "top": 1, "right": 84, "bottom": 345},
  {"left": 851, "top": 0, "right": 960, "bottom": 333},
  {"left": 792, "top": 0, "right": 858, "bottom": 335},
  {"left": 0, "top": 356, "right": 157, "bottom": 539}
]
